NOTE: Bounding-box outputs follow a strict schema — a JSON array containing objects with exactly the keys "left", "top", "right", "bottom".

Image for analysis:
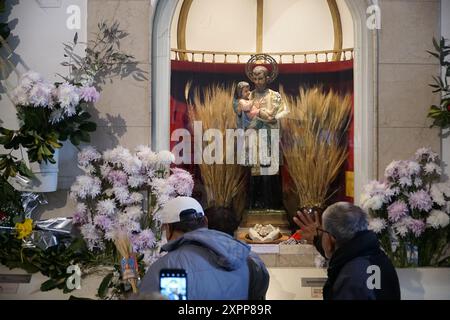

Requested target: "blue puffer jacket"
[{"left": 139, "top": 228, "right": 269, "bottom": 300}]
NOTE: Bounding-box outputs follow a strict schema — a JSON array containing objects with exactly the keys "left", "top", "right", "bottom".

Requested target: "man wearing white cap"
[{"left": 139, "top": 196, "right": 269, "bottom": 300}]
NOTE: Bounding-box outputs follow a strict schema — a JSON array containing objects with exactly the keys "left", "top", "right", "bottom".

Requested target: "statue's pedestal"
[{"left": 240, "top": 209, "right": 291, "bottom": 229}]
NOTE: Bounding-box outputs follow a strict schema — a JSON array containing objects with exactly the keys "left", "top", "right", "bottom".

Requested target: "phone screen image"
[{"left": 160, "top": 269, "right": 187, "bottom": 300}]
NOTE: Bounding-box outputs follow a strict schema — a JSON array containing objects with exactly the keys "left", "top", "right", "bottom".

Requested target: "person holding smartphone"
[{"left": 139, "top": 197, "right": 269, "bottom": 300}]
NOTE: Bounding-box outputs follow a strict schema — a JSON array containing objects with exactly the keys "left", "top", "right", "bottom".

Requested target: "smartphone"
[{"left": 159, "top": 269, "right": 188, "bottom": 300}]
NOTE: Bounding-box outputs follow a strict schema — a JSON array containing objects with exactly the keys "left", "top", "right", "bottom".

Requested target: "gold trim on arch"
[
  {"left": 327, "top": 0, "right": 343, "bottom": 61},
  {"left": 177, "top": 0, "right": 193, "bottom": 61},
  {"left": 176, "top": 0, "right": 344, "bottom": 60}
]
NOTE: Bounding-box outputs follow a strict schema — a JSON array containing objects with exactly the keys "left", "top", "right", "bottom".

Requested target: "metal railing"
[{"left": 171, "top": 48, "right": 354, "bottom": 64}]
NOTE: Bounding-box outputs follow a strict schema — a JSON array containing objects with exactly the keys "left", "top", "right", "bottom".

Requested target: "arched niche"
[{"left": 151, "top": 0, "right": 378, "bottom": 205}]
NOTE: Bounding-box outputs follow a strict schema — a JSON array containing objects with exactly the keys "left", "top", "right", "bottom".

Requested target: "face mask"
[{"left": 161, "top": 228, "right": 169, "bottom": 243}]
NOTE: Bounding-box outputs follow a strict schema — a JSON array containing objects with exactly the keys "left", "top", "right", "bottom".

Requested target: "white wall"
[
  {"left": 170, "top": 0, "right": 354, "bottom": 58},
  {"left": 0, "top": 0, "right": 87, "bottom": 187}
]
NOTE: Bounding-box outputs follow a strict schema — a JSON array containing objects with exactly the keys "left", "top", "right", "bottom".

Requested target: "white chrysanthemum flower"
[
  {"left": 78, "top": 146, "right": 101, "bottom": 167},
  {"left": 103, "top": 146, "right": 133, "bottom": 166},
  {"left": 113, "top": 186, "right": 130, "bottom": 205},
  {"left": 124, "top": 205, "right": 143, "bottom": 221},
  {"left": 117, "top": 213, "right": 141, "bottom": 233},
  {"left": 414, "top": 178, "right": 423, "bottom": 188},
  {"left": 368, "top": 218, "right": 387, "bottom": 234},
  {"left": 430, "top": 184, "right": 446, "bottom": 206},
  {"left": 57, "top": 82, "right": 80, "bottom": 115},
  {"left": 11, "top": 85, "right": 30, "bottom": 106},
  {"left": 80, "top": 223, "right": 104, "bottom": 251},
  {"left": 384, "top": 160, "right": 401, "bottom": 178},
  {"left": 135, "top": 145, "right": 158, "bottom": 167},
  {"left": 399, "top": 176, "right": 412, "bottom": 187},
  {"left": 29, "top": 81, "right": 55, "bottom": 108},
  {"left": 100, "top": 163, "right": 112, "bottom": 178},
  {"left": 393, "top": 220, "right": 408, "bottom": 237},
  {"left": 129, "top": 192, "right": 144, "bottom": 203},
  {"left": 424, "top": 162, "right": 442, "bottom": 175},
  {"left": 151, "top": 178, "right": 175, "bottom": 206},
  {"left": 70, "top": 175, "right": 101, "bottom": 199},
  {"left": 362, "top": 195, "right": 384, "bottom": 211},
  {"left": 122, "top": 156, "right": 142, "bottom": 175},
  {"left": 96, "top": 199, "right": 116, "bottom": 216},
  {"left": 407, "top": 161, "right": 421, "bottom": 176},
  {"left": 128, "top": 174, "right": 146, "bottom": 188},
  {"left": 427, "top": 210, "right": 450, "bottom": 229},
  {"left": 157, "top": 150, "right": 175, "bottom": 165},
  {"left": 20, "top": 71, "right": 43, "bottom": 87},
  {"left": 415, "top": 147, "right": 439, "bottom": 162},
  {"left": 437, "top": 183, "right": 450, "bottom": 197}
]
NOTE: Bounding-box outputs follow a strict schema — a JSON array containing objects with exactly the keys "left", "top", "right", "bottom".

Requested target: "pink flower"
[
  {"left": 107, "top": 170, "right": 128, "bottom": 187},
  {"left": 93, "top": 215, "right": 113, "bottom": 231},
  {"left": 408, "top": 190, "right": 433, "bottom": 212},
  {"left": 73, "top": 211, "right": 88, "bottom": 224},
  {"left": 167, "top": 168, "right": 194, "bottom": 197},
  {"left": 387, "top": 201, "right": 409, "bottom": 222},
  {"left": 78, "top": 146, "right": 101, "bottom": 167},
  {"left": 79, "top": 86, "right": 100, "bottom": 103},
  {"left": 131, "top": 229, "right": 156, "bottom": 253},
  {"left": 406, "top": 218, "right": 426, "bottom": 237}
]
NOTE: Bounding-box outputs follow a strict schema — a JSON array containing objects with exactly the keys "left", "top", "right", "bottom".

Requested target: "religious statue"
[{"left": 233, "top": 54, "right": 289, "bottom": 209}]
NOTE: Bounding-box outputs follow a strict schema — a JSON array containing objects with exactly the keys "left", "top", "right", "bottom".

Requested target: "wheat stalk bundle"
[
  {"left": 186, "top": 84, "right": 247, "bottom": 209},
  {"left": 114, "top": 233, "right": 139, "bottom": 294},
  {"left": 281, "top": 87, "right": 352, "bottom": 208}
]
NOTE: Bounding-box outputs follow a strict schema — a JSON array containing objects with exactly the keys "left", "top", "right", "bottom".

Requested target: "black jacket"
[{"left": 322, "top": 230, "right": 401, "bottom": 300}]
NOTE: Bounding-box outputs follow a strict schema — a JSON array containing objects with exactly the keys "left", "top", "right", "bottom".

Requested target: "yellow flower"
[{"left": 15, "top": 218, "right": 33, "bottom": 239}]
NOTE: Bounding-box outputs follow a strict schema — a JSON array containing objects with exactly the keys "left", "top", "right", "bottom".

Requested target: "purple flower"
[
  {"left": 80, "top": 86, "right": 100, "bottom": 103},
  {"left": 93, "top": 214, "right": 113, "bottom": 231},
  {"left": 131, "top": 229, "right": 156, "bottom": 253},
  {"left": 387, "top": 201, "right": 409, "bottom": 222},
  {"left": 408, "top": 190, "right": 433, "bottom": 212},
  {"left": 407, "top": 218, "right": 426, "bottom": 237},
  {"left": 73, "top": 210, "right": 88, "bottom": 224},
  {"left": 28, "top": 81, "right": 55, "bottom": 108},
  {"left": 167, "top": 168, "right": 194, "bottom": 197},
  {"left": 107, "top": 170, "right": 128, "bottom": 187}
]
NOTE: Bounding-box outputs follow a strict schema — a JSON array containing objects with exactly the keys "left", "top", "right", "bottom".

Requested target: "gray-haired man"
[{"left": 297, "top": 202, "right": 400, "bottom": 300}]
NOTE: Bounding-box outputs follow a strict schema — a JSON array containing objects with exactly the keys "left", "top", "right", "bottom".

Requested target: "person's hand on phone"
[{"left": 293, "top": 209, "right": 321, "bottom": 244}]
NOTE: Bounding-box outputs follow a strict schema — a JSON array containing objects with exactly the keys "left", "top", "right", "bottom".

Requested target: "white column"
[{"left": 442, "top": 0, "right": 450, "bottom": 177}]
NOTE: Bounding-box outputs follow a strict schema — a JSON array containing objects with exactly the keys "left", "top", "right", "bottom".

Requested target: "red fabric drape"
[{"left": 170, "top": 60, "right": 354, "bottom": 205}]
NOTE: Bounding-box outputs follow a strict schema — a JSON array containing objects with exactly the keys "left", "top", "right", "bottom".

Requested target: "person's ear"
[
  {"left": 328, "top": 234, "right": 336, "bottom": 251},
  {"left": 204, "top": 215, "right": 209, "bottom": 228}
]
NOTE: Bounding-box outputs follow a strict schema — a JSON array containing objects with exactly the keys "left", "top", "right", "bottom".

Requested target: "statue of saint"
[{"left": 233, "top": 56, "right": 289, "bottom": 210}]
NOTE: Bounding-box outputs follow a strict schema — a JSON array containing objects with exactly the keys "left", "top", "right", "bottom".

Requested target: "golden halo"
[{"left": 245, "top": 54, "right": 279, "bottom": 84}]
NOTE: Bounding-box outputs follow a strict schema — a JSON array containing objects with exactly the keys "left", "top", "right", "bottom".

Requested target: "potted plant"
[
  {"left": 0, "top": 71, "right": 99, "bottom": 192},
  {"left": 427, "top": 37, "right": 450, "bottom": 129},
  {"left": 0, "top": 21, "right": 140, "bottom": 192}
]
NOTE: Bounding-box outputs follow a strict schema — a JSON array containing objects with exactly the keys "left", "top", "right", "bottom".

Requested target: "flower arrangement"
[
  {"left": 0, "top": 71, "right": 99, "bottom": 167},
  {"left": 70, "top": 145, "right": 193, "bottom": 298},
  {"left": 361, "top": 148, "right": 450, "bottom": 267},
  {"left": 0, "top": 21, "right": 138, "bottom": 185},
  {"left": 427, "top": 37, "right": 450, "bottom": 129}
]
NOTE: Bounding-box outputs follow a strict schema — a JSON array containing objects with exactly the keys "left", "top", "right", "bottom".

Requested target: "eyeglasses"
[{"left": 316, "top": 227, "right": 334, "bottom": 239}]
